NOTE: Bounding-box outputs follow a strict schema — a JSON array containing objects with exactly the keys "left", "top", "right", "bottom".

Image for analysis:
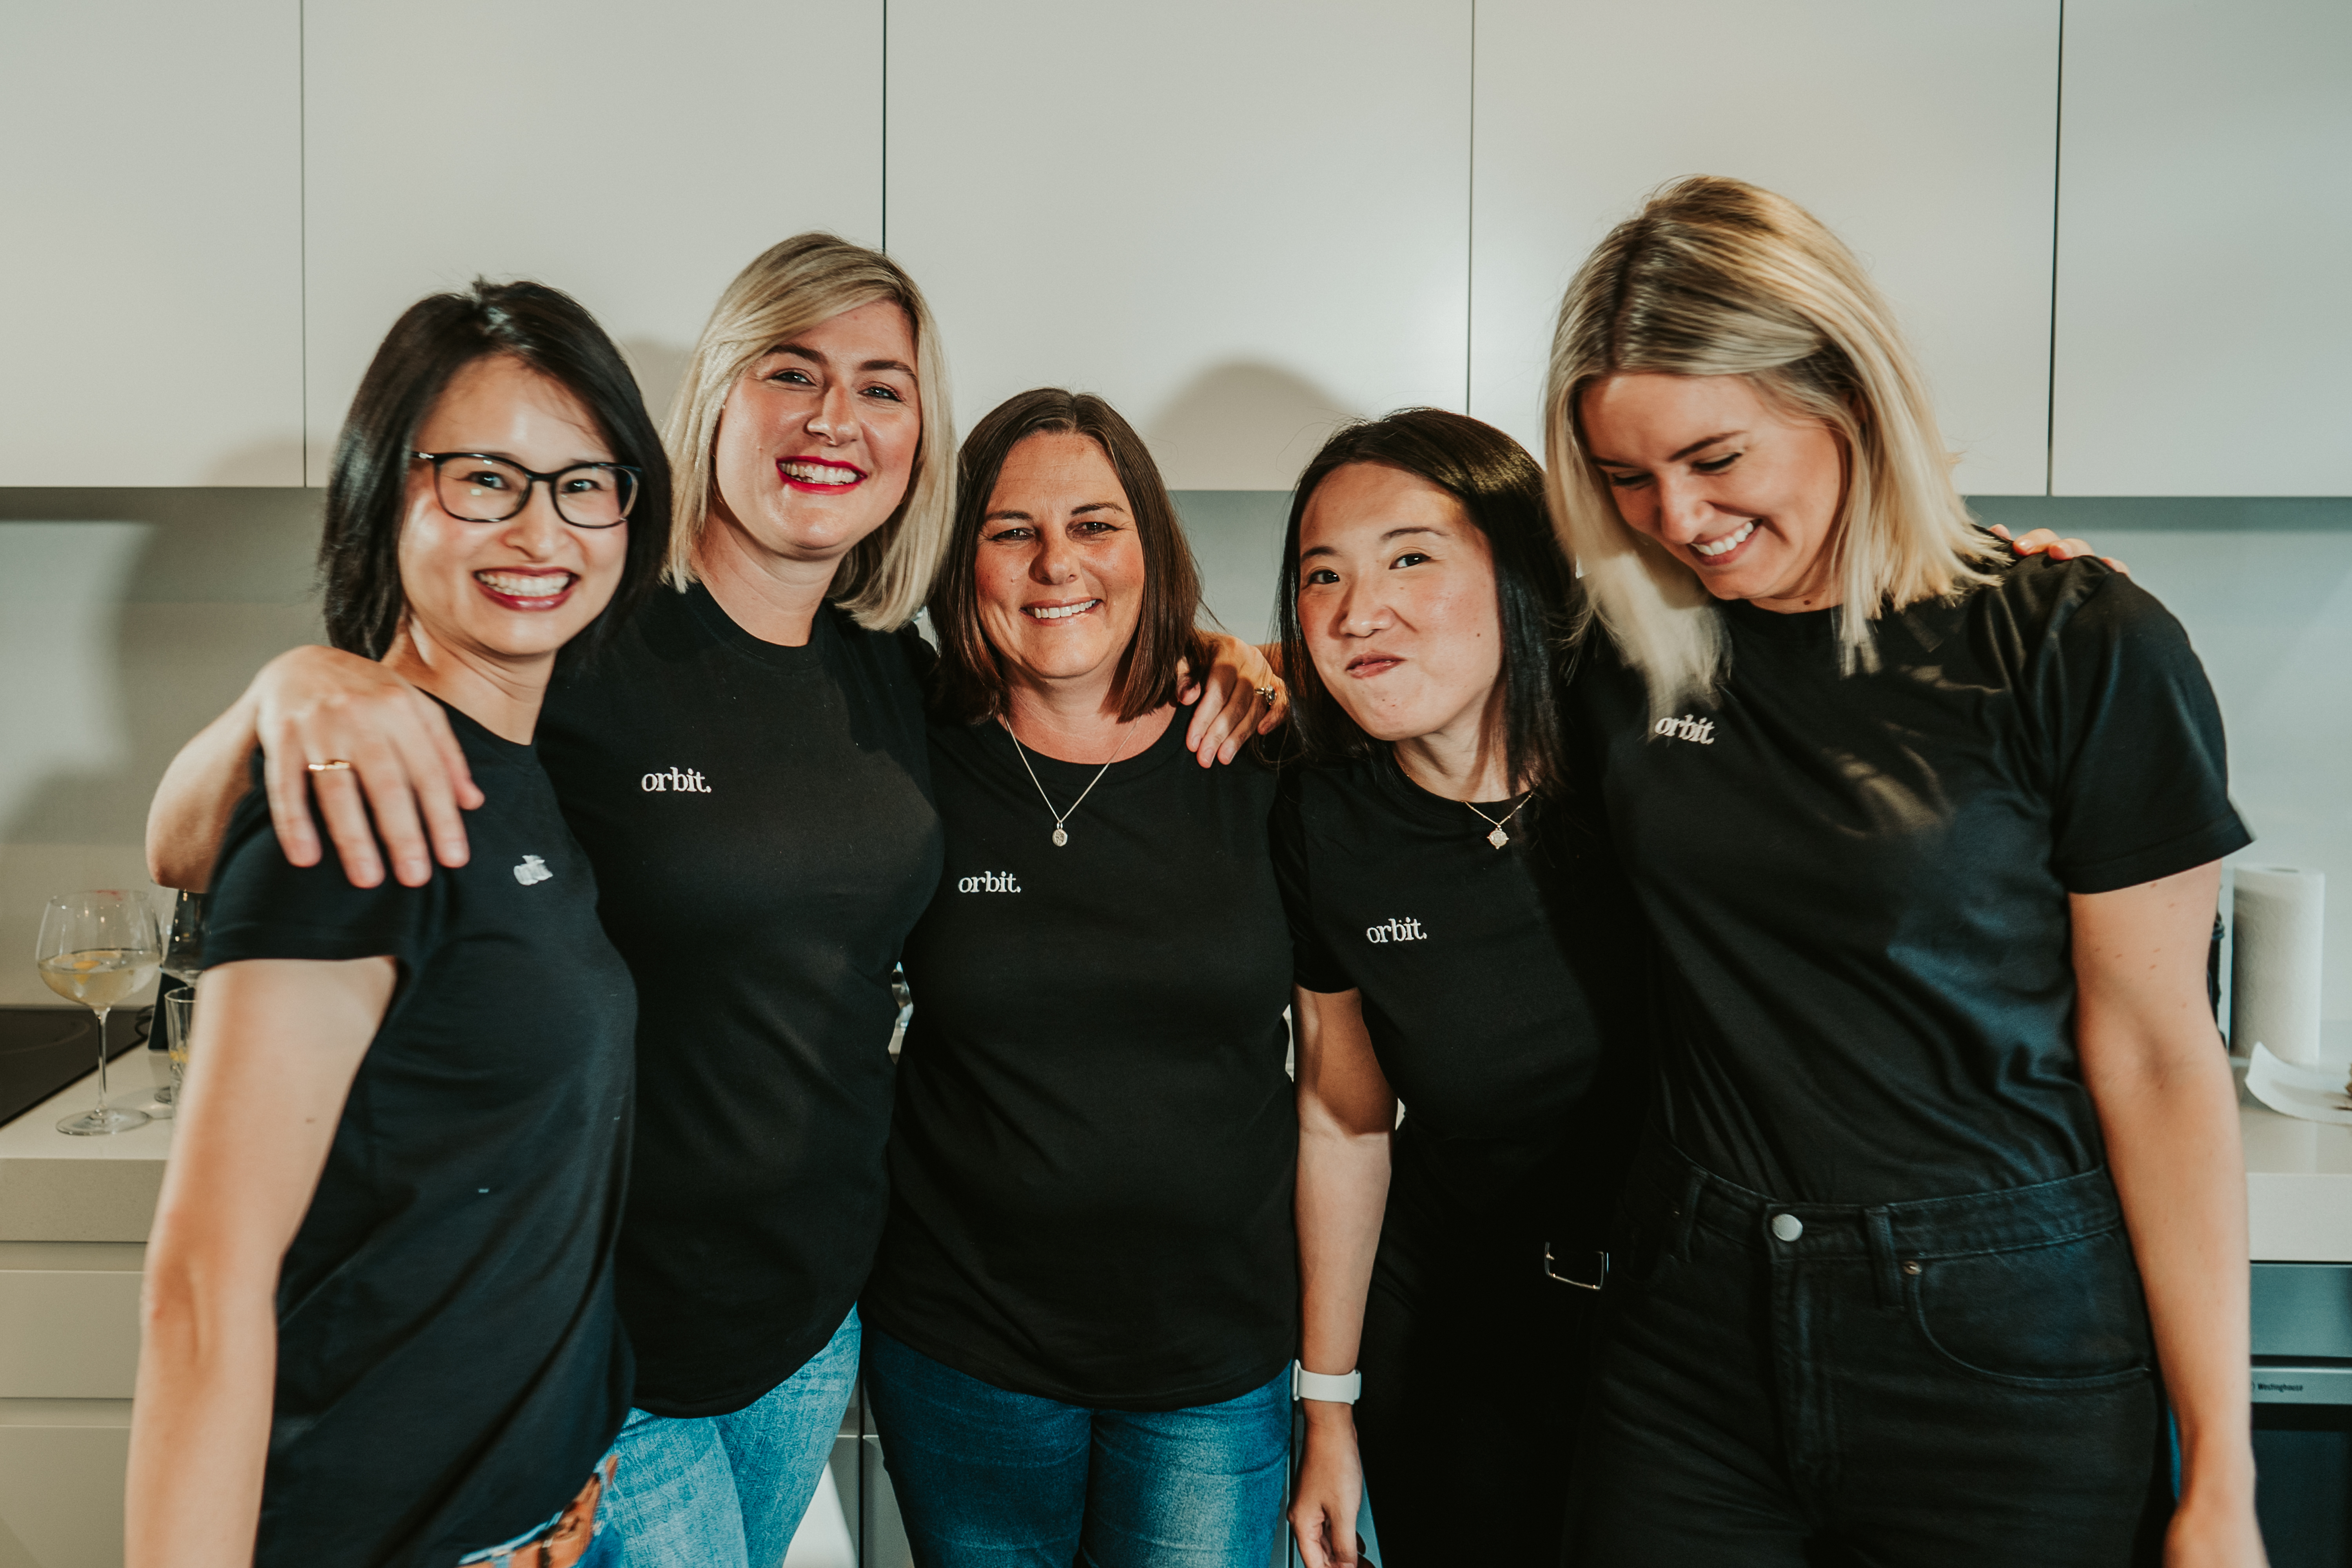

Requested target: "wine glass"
[
  {"left": 151, "top": 891, "right": 209, "bottom": 1111},
  {"left": 36, "top": 890, "right": 163, "bottom": 1135}
]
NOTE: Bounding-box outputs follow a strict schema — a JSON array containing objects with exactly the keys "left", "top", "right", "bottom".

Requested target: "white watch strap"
[{"left": 1292, "top": 1361, "right": 1362, "bottom": 1403}]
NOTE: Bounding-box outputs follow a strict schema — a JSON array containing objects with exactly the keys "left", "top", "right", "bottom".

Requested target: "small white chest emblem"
[
  {"left": 512, "top": 855, "right": 553, "bottom": 886},
  {"left": 1652, "top": 713, "right": 1718, "bottom": 745}
]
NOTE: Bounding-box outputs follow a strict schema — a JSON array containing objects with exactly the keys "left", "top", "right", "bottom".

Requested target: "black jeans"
[
  {"left": 1355, "top": 1230, "right": 1597, "bottom": 1564},
  {"left": 1568, "top": 1140, "right": 2172, "bottom": 1567}
]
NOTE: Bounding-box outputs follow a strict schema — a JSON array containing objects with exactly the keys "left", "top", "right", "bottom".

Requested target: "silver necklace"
[
  {"left": 1464, "top": 793, "right": 1532, "bottom": 849},
  {"left": 1002, "top": 717, "right": 1133, "bottom": 847}
]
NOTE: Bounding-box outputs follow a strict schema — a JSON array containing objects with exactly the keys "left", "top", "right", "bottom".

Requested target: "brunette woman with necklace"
[
  {"left": 859, "top": 389, "right": 1297, "bottom": 1567},
  {"left": 1272, "top": 409, "right": 1650, "bottom": 1568}
]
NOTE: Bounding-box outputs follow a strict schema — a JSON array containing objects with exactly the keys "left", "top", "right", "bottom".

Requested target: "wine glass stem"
[{"left": 92, "top": 1007, "right": 111, "bottom": 1118}]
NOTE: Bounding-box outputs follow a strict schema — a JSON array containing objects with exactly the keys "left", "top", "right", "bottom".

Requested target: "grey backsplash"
[{"left": 4, "top": 490, "right": 2345, "bottom": 1021}]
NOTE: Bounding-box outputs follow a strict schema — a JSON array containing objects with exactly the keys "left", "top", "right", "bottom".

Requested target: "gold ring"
[
  {"left": 1256, "top": 686, "right": 1280, "bottom": 704},
  {"left": 306, "top": 759, "right": 354, "bottom": 773}
]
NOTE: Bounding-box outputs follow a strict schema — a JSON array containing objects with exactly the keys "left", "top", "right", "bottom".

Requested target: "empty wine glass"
[
  {"left": 36, "top": 890, "right": 163, "bottom": 1135},
  {"left": 151, "top": 890, "right": 209, "bottom": 1111},
  {"left": 154, "top": 984, "right": 196, "bottom": 1120}
]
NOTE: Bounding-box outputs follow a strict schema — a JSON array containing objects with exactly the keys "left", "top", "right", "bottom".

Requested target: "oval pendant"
[
  {"left": 1052, "top": 826, "right": 1069, "bottom": 847},
  {"left": 1488, "top": 826, "right": 1510, "bottom": 849}
]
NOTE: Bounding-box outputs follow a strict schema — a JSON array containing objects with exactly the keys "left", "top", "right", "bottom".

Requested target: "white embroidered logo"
[
  {"left": 956, "top": 871, "right": 1022, "bottom": 893},
  {"left": 1651, "top": 713, "right": 1718, "bottom": 745},
  {"left": 641, "top": 767, "right": 713, "bottom": 793},
  {"left": 1365, "top": 916, "right": 1427, "bottom": 945},
  {"left": 512, "top": 855, "right": 553, "bottom": 886}
]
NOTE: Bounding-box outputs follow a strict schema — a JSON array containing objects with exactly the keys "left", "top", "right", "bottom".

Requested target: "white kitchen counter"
[
  {"left": 3, "top": 1054, "right": 2347, "bottom": 1258},
  {"left": 2239, "top": 1062, "right": 2352, "bottom": 1263},
  {"left": 0, "top": 1055, "right": 173, "bottom": 1244}
]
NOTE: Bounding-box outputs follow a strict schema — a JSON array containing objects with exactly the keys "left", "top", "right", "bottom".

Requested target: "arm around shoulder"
[{"left": 145, "top": 645, "right": 481, "bottom": 893}]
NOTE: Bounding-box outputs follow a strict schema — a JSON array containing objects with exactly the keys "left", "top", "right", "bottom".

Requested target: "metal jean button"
[{"left": 1771, "top": 1212, "right": 1804, "bottom": 1242}]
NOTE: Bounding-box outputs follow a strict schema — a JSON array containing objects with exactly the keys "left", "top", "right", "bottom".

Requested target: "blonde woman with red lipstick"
[{"left": 147, "top": 238, "right": 1282, "bottom": 1568}]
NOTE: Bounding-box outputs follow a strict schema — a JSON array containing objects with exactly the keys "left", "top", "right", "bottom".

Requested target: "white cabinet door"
[
  {"left": 885, "top": 0, "right": 1472, "bottom": 491},
  {"left": 2051, "top": 0, "right": 2352, "bottom": 497},
  {"left": 1469, "top": 0, "right": 2060, "bottom": 496},
  {"left": 303, "top": 0, "right": 884, "bottom": 481},
  {"left": 0, "top": 2, "right": 302, "bottom": 487}
]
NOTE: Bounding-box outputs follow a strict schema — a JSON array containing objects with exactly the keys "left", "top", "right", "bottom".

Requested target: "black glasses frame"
[{"left": 410, "top": 451, "right": 642, "bottom": 529}]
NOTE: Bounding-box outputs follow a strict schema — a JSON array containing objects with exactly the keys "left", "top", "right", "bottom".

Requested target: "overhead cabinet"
[
  {"left": 884, "top": 0, "right": 1474, "bottom": 492},
  {"left": 1468, "top": 0, "right": 2062, "bottom": 497},
  {"left": 2050, "top": 0, "right": 2352, "bottom": 497},
  {"left": 301, "top": 0, "right": 885, "bottom": 481},
  {"left": 0, "top": 0, "right": 303, "bottom": 486}
]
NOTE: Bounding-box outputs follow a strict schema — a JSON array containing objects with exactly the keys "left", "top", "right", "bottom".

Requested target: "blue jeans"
[
  {"left": 862, "top": 1327, "right": 1290, "bottom": 1568},
  {"left": 603, "top": 1307, "right": 860, "bottom": 1568}
]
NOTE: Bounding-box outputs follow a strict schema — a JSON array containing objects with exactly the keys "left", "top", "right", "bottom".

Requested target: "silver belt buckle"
[{"left": 1543, "top": 1242, "right": 1608, "bottom": 1291}]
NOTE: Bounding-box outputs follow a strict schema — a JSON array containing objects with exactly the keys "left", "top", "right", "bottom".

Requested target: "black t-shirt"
[
  {"left": 1577, "top": 554, "right": 2250, "bottom": 1204},
  {"left": 205, "top": 702, "right": 634, "bottom": 1568},
  {"left": 863, "top": 706, "right": 1298, "bottom": 1410},
  {"left": 538, "top": 587, "right": 942, "bottom": 1416},
  {"left": 1270, "top": 754, "right": 1650, "bottom": 1270}
]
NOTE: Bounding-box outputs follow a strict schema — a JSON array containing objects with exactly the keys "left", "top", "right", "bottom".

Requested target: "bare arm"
[
  {"left": 2071, "top": 861, "right": 2264, "bottom": 1568},
  {"left": 1180, "top": 632, "right": 1289, "bottom": 767},
  {"left": 125, "top": 955, "right": 393, "bottom": 1568},
  {"left": 1288, "top": 985, "right": 1395, "bottom": 1568},
  {"left": 144, "top": 645, "right": 481, "bottom": 893}
]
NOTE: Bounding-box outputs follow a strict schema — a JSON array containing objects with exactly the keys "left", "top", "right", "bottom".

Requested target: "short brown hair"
[{"left": 927, "top": 388, "right": 1209, "bottom": 725}]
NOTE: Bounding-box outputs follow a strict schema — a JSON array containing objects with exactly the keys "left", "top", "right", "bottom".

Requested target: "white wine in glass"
[{"left": 36, "top": 891, "right": 162, "bottom": 1135}]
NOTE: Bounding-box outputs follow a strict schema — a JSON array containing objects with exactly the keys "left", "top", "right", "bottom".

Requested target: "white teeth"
[
  {"left": 1694, "top": 520, "right": 1757, "bottom": 559},
  {"left": 781, "top": 460, "right": 860, "bottom": 485},
  {"left": 1025, "top": 600, "right": 1100, "bottom": 621},
  {"left": 476, "top": 572, "right": 571, "bottom": 598}
]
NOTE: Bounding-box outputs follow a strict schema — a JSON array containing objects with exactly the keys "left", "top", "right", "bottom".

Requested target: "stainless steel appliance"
[{"left": 2254, "top": 1261, "right": 2352, "bottom": 1566}]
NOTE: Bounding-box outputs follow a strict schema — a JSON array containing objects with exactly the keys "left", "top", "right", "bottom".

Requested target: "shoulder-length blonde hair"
[
  {"left": 1543, "top": 175, "right": 1995, "bottom": 714},
  {"left": 663, "top": 233, "right": 954, "bottom": 631}
]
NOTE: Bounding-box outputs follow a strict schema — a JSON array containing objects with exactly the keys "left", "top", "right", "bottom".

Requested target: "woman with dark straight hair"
[
  {"left": 859, "top": 388, "right": 1299, "bottom": 1567},
  {"left": 1271, "top": 408, "right": 1649, "bottom": 1567},
  {"left": 127, "top": 279, "right": 667, "bottom": 1568}
]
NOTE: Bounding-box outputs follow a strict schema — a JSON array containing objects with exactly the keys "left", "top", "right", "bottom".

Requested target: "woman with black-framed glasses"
[{"left": 125, "top": 279, "right": 669, "bottom": 1568}]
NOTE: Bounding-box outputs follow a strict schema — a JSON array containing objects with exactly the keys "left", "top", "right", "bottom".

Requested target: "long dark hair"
[
  {"left": 927, "top": 388, "right": 1210, "bottom": 725},
  {"left": 1275, "top": 408, "right": 1581, "bottom": 794},
  {"left": 319, "top": 279, "right": 672, "bottom": 659}
]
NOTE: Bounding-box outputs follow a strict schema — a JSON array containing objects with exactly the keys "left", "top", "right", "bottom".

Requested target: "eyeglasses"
[{"left": 411, "top": 451, "right": 640, "bottom": 529}]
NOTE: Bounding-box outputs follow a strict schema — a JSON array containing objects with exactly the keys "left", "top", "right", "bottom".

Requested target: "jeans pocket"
[{"left": 1906, "top": 1225, "right": 2154, "bottom": 1390}]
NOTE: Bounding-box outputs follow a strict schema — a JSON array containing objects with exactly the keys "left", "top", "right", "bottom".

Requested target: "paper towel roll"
[{"left": 2233, "top": 866, "right": 2325, "bottom": 1065}]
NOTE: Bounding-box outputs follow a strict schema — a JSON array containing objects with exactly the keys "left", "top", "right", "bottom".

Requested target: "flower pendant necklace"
[
  {"left": 1464, "top": 793, "right": 1532, "bottom": 849},
  {"left": 1003, "top": 715, "right": 1136, "bottom": 847}
]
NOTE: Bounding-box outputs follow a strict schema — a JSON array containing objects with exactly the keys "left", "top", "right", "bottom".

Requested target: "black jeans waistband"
[{"left": 1624, "top": 1137, "right": 2125, "bottom": 1264}]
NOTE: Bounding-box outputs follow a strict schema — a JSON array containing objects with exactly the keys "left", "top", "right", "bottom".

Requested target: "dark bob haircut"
[
  {"left": 927, "top": 388, "right": 1210, "bottom": 726},
  {"left": 1275, "top": 407, "right": 1581, "bottom": 795},
  {"left": 319, "top": 279, "right": 672, "bottom": 660}
]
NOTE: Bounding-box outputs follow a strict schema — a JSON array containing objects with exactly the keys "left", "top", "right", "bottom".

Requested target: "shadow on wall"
[
  {"left": 0, "top": 490, "right": 323, "bottom": 1000},
  {"left": 1145, "top": 361, "right": 1359, "bottom": 493}
]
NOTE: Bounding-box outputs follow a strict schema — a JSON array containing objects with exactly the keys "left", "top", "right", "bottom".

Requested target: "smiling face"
[
  {"left": 1296, "top": 461, "right": 1503, "bottom": 747},
  {"left": 1579, "top": 372, "right": 1849, "bottom": 611},
  {"left": 395, "top": 353, "right": 628, "bottom": 665},
  {"left": 973, "top": 431, "right": 1147, "bottom": 696},
  {"left": 706, "top": 296, "right": 921, "bottom": 567}
]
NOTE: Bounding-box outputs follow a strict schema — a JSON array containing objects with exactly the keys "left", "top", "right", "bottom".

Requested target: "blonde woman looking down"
[
  {"left": 1549, "top": 177, "right": 2260, "bottom": 1568},
  {"left": 147, "top": 236, "right": 1282, "bottom": 1568}
]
